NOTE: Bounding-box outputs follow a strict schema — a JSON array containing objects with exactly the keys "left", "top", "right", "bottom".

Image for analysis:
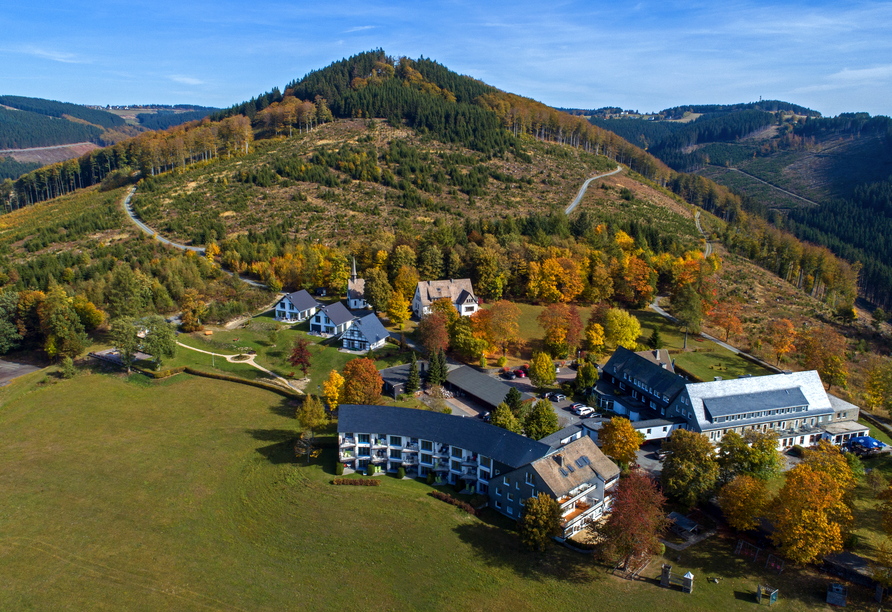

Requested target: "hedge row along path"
[{"left": 175, "top": 341, "right": 304, "bottom": 393}]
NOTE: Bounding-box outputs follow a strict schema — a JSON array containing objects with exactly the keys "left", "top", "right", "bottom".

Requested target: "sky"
[{"left": 3, "top": 0, "right": 891, "bottom": 117}]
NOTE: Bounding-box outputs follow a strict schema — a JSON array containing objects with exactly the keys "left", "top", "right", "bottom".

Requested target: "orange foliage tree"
[
  {"left": 342, "top": 358, "right": 383, "bottom": 405},
  {"left": 765, "top": 318, "right": 796, "bottom": 365}
]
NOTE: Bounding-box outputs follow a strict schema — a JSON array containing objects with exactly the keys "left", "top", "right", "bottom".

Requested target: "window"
[
  {"left": 390, "top": 436, "right": 402, "bottom": 446},
  {"left": 495, "top": 500, "right": 502, "bottom": 509},
  {"left": 421, "top": 440, "right": 432, "bottom": 451},
  {"left": 516, "top": 482, "right": 519, "bottom": 489},
  {"left": 507, "top": 492, "right": 515, "bottom": 502},
  {"left": 478, "top": 483, "right": 488, "bottom": 494},
  {"left": 390, "top": 449, "right": 402, "bottom": 459},
  {"left": 503, "top": 476, "right": 509, "bottom": 485},
  {"left": 496, "top": 488, "right": 502, "bottom": 497},
  {"left": 525, "top": 472, "right": 535, "bottom": 485},
  {"left": 451, "top": 460, "right": 461, "bottom": 471},
  {"left": 452, "top": 447, "right": 463, "bottom": 458},
  {"left": 421, "top": 453, "right": 432, "bottom": 465},
  {"left": 646, "top": 429, "right": 652, "bottom": 434},
  {"left": 358, "top": 434, "right": 370, "bottom": 444},
  {"left": 507, "top": 506, "right": 514, "bottom": 516},
  {"left": 358, "top": 446, "right": 370, "bottom": 457},
  {"left": 479, "top": 470, "right": 490, "bottom": 481},
  {"left": 480, "top": 457, "right": 491, "bottom": 468}
]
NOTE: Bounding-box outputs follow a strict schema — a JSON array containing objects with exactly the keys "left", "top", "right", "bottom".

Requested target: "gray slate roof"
[
  {"left": 320, "top": 301, "right": 355, "bottom": 326},
  {"left": 685, "top": 370, "right": 836, "bottom": 430},
  {"left": 703, "top": 387, "right": 809, "bottom": 418},
  {"left": 604, "top": 346, "right": 685, "bottom": 401},
  {"left": 352, "top": 313, "right": 390, "bottom": 345},
  {"left": 538, "top": 425, "right": 583, "bottom": 449},
  {"left": 348, "top": 277, "right": 365, "bottom": 300},
  {"left": 446, "top": 366, "right": 536, "bottom": 409},
  {"left": 282, "top": 289, "right": 320, "bottom": 312},
  {"left": 338, "top": 404, "right": 551, "bottom": 468},
  {"left": 415, "top": 279, "right": 477, "bottom": 308}
]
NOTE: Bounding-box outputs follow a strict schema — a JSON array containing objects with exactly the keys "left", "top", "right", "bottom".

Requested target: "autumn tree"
[
  {"left": 574, "top": 362, "right": 599, "bottom": 393},
  {"left": 363, "top": 267, "right": 392, "bottom": 313},
  {"left": 718, "top": 475, "right": 770, "bottom": 532},
  {"left": 518, "top": 492, "right": 563, "bottom": 552},
  {"left": 717, "top": 430, "right": 782, "bottom": 482},
  {"left": 765, "top": 318, "right": 796, "bottom": 365},
  {"left": 771, "top": 462, "right": 852, "bottom": 564},
  {"left": 386, "top": 290, "right": 411, "bottom": 329},
  {"left": 661, "top": 429, "right": 720, "bottom": 508},
  {"left": 38, "top": 285, "right": 89, "bottom": 359},
  {"left": 603, "top": 308, "right": 642, "bottom": 350},
  {"left": 585, "top": 320, "right": 605, "bottom": 354},
  {"left": 491, "top": 401, "right": 523, "bottom": 434},
  {"left": 523, "top": 399, "right": 559, "bottom": 440},
  {"left": 180, "top": 288, "right": 208, "bottom": 333},
  {"left": 798, "top": 326, "right": 848, "bottom": 390},
  {"left": 594, "top": 469, "right": 668, "bottom": 570},
  {"left": 864, "top": 359, "right": 892, "bottom": 413},
  {"left": 288, "top": 338, "right": 312, "bottom": 377},
  {"left": 528, "top": 352, "right": 556, "bottom": 390},
  {"left": 537, "top": 303, "right": 583, "bottom": 358},
  {"left": 472, "top": 300, "right": 521, "bottom": 356},
  {"left": 417, "top": 312, "right": 449, "bottom": 355},
  {"left": 527, "top": 257, "right": 583, "bottom": 303},
  {"left": 296, "top": 394, "right": 329, "bottom": 439},
  {"left": 451, "top": 317, "right": 488, "bottom": 361},
  {"left": 342, "top": 357, "right": 383, "bottom": 405},
  {"left": 429, "top": 297, "right": 460, "bottom": 333},
  {"left": 710, "top": 300, "right": 743, "bottom": 341},
  {"left": 392, "top": 265, "right": 419, "bottom": 301},
  {"left": 323, "top": 370, "right": 345, "bottom": 411},
  {"left": 600, "top": 417, "right": 645, "bottom": 466}
]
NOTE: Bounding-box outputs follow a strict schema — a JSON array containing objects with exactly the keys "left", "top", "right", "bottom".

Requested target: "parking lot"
[{"left": 0, "top": 358, "right": 42, "bottom": 387}]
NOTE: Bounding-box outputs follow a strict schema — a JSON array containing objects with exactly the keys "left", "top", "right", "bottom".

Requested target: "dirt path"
[
  {"left": 564, "top": 166, "right": 623, "bottom": 215},
  {"left": 720, "top": 167, "right": 821, "bottom": 207},
  {"left": 175, "top": 341, "right": 304, "bottom": 393}
]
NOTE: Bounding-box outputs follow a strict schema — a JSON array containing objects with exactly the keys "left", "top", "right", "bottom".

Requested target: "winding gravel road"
[{"left": 564, "top": 165, "right": 623, "bottom": 215}]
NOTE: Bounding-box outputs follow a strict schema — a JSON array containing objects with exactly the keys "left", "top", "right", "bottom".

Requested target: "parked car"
[
  {"left": 547, "top": 392, "right": 567, "bottom": 402},
  {"left": 576, "top": 406, "right": 594, "bottom": 417},
  {"left": 478, "top": 411, "right": 491, "bottom": 422},
  {"left": 501, "top": 371, "right": 517, "bottom": 380},
  {"left": 570, "top": 403, "right": 586, "bottom": 412},
  {"left": 514, "top": 369, "right": 527, "bottom": 378}
]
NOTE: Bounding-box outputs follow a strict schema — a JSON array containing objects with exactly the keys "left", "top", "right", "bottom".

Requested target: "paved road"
[
  {"left": 694, "top": 211, "right": 712, "bottom": 257},
  {"left": 0, "top": 358, "right": 42, "bottom": 387},
  {"left": 564, "top": 166, "right": 623, "bottom": 215},
  {"left": 121, "top": 187, "right": 267, "bottom": 289}
]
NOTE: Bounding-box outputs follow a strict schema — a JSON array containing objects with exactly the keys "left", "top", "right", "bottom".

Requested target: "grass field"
[{"left": 1, "top": 371, "right": 886, "bottom": 611}]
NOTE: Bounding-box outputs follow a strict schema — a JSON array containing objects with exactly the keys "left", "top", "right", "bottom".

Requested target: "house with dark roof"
[
  {"left": 310, "top": 302, "right": 355, "bottom": 336},
  {"left": 347, "top": 257, "right": 368, "bottom": 310},
  {"left": 274, "top": 289, "right": 321, "bottom": 323},
  {"left": 337, "top": 405, "right": 619, "bottom": 536},
  {"left": 412, "top": 279, "right": 478, "bottom": 319},
  {"left": 445, "top": 366, "right": 536, "bottom": 410},
  {"left": 597, "top": 346, "right": 686, "bottom": 421},
  {"left": 341, "top": 313, "right": 390, "bottom": 351},
  {"left": 493, "top": 436, "right": 620, "bottom": 536}
]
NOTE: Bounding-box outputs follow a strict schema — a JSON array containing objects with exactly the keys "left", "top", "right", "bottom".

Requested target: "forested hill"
[
  {"left": 0, "top": 96, "right": 125, "bottom": 129},
  {"left": 0, "top": 95, "right": 124, "bottom": 149}
]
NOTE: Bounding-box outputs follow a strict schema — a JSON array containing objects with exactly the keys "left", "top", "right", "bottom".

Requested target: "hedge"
[
  {"left": 182, "top": 367, "right": 298, "bottom": 398},
  {"left": 143, "top": 366, "right": 187, "bottom": 379},
  {"left": 428, "top": 491, "right": 478, "bottom": 516},
  {"left": 333, "top": 478, "right": 380, "bottom": 486}
]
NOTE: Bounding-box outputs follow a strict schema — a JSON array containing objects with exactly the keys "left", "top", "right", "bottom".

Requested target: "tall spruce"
[{"left": 406, "top": 352, "right": 420, "bottom": 393}]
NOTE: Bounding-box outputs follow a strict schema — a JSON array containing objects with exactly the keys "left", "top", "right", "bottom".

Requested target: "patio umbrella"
[{"left": 850, "top": 436, "right": 884, "bottom": 449}]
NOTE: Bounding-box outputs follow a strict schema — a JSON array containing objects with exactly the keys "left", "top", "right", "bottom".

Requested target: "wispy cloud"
[
  {"left": 344, "top": 25, "right": 375, "bottom": 33},
  {"left": 169, "top": 75, "right": 205, "bottom": 85},
  {"left": 22, "top": 46, "right": 87, "bottom": 64}
]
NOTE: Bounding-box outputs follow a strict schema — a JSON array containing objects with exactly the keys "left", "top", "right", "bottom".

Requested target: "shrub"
[
  {"left": 397, "top": 467, "right": 406, "bottom": 479},
  {"left": 497, "top": 356, "right": 507, "bottom": 367},
  {"left": 60, "top": 356, "right": 76, "bottom": 379},
  {"left": 428, "top": 491, "right": 477, "bottom": 516},
  {"left": 560, "top": 381, "right": 575, "bottom": 395},
  {"left": 336, "top": 462, "right": 345, "bottom": 476},
  {"left": 333, "top": 478, "right": 380, "bottom": 486},
  {"left": 366, "top": 464, "right": 376, "bottom": 476},
  {"left": 426, "top": 472, "right": 435, "bottom": 485}
]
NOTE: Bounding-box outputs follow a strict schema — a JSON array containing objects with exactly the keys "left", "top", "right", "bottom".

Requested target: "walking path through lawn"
[{"left": 175, "top": 341, "right": 303, "bottom": 393}]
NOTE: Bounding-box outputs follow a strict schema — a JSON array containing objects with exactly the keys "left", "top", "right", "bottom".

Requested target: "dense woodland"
[
  {"left": 136, "top": 108, "right": 217, "bottom": 131},
  {"left": 0, "top": 156, "right": 40, "bottom": 181},
  {"left": 0, "top": 106, "right": 104, "bottom": 149},
  {"left": 0, "top": 95, "right": 125, "bottom": 129}
]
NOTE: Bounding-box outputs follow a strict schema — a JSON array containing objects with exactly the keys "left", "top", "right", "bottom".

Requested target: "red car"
[{"left": 514, "top": 369, "right": 527, "bottom": 378}]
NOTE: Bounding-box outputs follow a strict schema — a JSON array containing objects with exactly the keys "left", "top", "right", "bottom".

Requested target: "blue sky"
[{"left": 3, "top": 0, "right": 891, "bottom": 117}]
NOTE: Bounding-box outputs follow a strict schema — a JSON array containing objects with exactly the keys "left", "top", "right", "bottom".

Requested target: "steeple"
[{"left": 351, "top": 256, "right": 357, "bottom": 281}]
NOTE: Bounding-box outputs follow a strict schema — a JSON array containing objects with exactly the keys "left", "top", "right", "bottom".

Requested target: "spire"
[{"left": 351, "top": 256, "right": 357, "bottom": 281}]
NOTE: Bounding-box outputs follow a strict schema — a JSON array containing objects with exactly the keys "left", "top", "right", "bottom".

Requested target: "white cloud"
[
  {"left": 22, "top": 46, "right": 87, "bottom": 64},
  {"left": 169, "top": 75, "right": 205, "bottom": 85},
  {"left": 344, "top": 25, "right": 375, "bottom": 33}
]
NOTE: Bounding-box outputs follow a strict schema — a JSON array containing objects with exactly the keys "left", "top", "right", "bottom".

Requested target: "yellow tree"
[
  {"left": 765, "top": 318, "right": 796, "bottom": 365},
  {"left": 600, "top": 417, "right": 644, "bottom": 466},
  {"left": 393, "top": 265, "right": 419, "bottom": 301},
  {"left": 603, "top": 308, "right": 641, "bottom": 349},
  {"left": 323, "top": 370, "right": 345, "bottom": 412},
  {"left": 717, "top": 475, "right": 769, "bottom": 531},
  {"left": 528, "top": 352, "right": 556, "bottom": 389},
  {"left": 386, "top": 290, "right": 410, "bottom": 329},
  {"left": 771, "top": 463, "right": 851, "bottom": 564},
  {"left": 585, "top": 320, "right": 605, "bottom": 354}
]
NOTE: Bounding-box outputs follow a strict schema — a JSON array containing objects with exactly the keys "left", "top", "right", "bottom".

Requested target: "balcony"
[
  {"left": 372, "top": 439, "right": 388, "bottom": 448},
  {"left": 432, "top": 462, "right": 450, "bottom": 472},
  {"left": 402, "top": 456, "right": 419, "bottom": 465},
  {"left": 561, "top": 500, "right": 597, "bottom": 526},
  {"left": 461, "top": 456, "right": 478, "bottom": 466},
  {"left": 339, "top": 451, "right": 356, "bottom": 462},
  {"left": 557, "top": 484, "right": 594, "bottom": 509},
  {"left": 460, "top": 470, "right": 478, "bottom": 481},
  {"left": 404, "top": 444, "right": 419, "bottom": 453},
  {"left": 340, "top": 437, "right": 356, "bottom": 447}
]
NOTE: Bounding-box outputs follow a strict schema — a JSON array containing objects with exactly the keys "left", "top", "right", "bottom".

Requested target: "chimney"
[
  {"left": 553, "top": 454, "right": 563, "bottom": 467},
  {"left": 654, "top": 350, "right": 660, "bottom": 361},
  {"left": 660, "top": 363, "right": 667, "bottom": 369}
]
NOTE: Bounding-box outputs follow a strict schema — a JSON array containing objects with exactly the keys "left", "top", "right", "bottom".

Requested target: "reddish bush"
[
  {"left": 429, "top": 491, "right": 478, "bottom": 516},
  {"left": 332, "top": 478, "right": 380, "bottom": 486}
]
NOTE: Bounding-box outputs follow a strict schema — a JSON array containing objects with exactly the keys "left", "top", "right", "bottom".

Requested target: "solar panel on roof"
[
  {"left": 575, "top": 458, "right": 584, "bottom": 468},
  {"left": 581, "top": 456, "right": 591, "bottom": 465},
  {"left": 567, "top": 464, "right": 575, "bottom": 472},
  {"left": 559, "top": 468, "right": 568, "bottom": 477}
]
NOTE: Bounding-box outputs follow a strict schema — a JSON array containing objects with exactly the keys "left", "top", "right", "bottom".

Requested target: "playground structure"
[
  {"left": 660, "top": 564, "right": 694, "bottom": 594},
  {"left": 756, "top": 585, "right": 778, "bottom": 606}
]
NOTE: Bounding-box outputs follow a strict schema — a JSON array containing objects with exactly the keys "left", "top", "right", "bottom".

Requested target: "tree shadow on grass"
[
  {"left": 268, "top": 397, "right": 299, "bottom": 419},
  {"left": 246, "top": 428, "right": 299, "bottom": 465},
  {"left": 452, "top": 520, "right": 597, "bottom": 586}
]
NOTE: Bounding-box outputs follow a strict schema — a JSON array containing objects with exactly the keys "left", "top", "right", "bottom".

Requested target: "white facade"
[{"left": 274, "top": 293, "right": 318, "bottom": 323}]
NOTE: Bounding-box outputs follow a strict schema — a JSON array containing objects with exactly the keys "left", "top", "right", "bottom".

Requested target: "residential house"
[
  {"left": 412, "top": 279, "right": 478, "bottom": 319},
  {"left": 336, "top": 404, "right": 620, "bottom": 537},
  {"left": 347, "top": 257, "right": 367, "bottom": 310},
  {"left": 274, "top": 290, "right": 320, "bottom": 323},
  {"left": 310, "top": 302, "right": 355, "bottom": 336},
  {"left": 341, "top": 313, "right": 390, "bottom": 351}
]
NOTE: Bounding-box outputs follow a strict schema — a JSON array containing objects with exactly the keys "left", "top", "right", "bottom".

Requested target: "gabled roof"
[
  {"left": 446, "top": 366, "right": 536, "bottom": 408},
  {"left": 319, "top": 301, "right": 354, "bottom": 326},
  {"left": 703, "top": 387, "right": 809, "bottom": 418},
  {"left": 351, "top": 313, "right": 390, "bottom": 345},
  {"left": 337, "top": 404, "right": 551, "bottom": 468},
  {"left": 604, "top": 346, "right": 685, "bottom": 400},
  {"left": 281, "top": 289, "right": 320, "bottom": 312},
  {"left": 685, "top": 370, "right": 835, "bottom": 428},
  {"left": 634, "top": 348, "right": 675, "bottom": 372},
  {"left": 537, "top": 425, "right": 583, "bottom": 450},
  {"left": 415, "top": 279, "right": 477, "bottom": 307},
  {"left": 530, "top": 437, "right": 619, "bottom": 497}
]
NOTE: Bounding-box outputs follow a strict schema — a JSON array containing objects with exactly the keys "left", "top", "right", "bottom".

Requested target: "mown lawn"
[{"left": 1, "top": 372, "right": 882, "bottom": 611}]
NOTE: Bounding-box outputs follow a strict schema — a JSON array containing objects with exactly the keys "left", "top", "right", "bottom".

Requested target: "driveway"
[
  {"left": 0, "top": 358, "right": 42, "bottom": 387},
  {"left": 636, "top": 442, "right": 664, "bottom": 477}
]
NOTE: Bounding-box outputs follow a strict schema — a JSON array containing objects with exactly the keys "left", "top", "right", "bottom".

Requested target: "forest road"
[{"left": 564, "top": 166, "right": 623, "bottom": 215}]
